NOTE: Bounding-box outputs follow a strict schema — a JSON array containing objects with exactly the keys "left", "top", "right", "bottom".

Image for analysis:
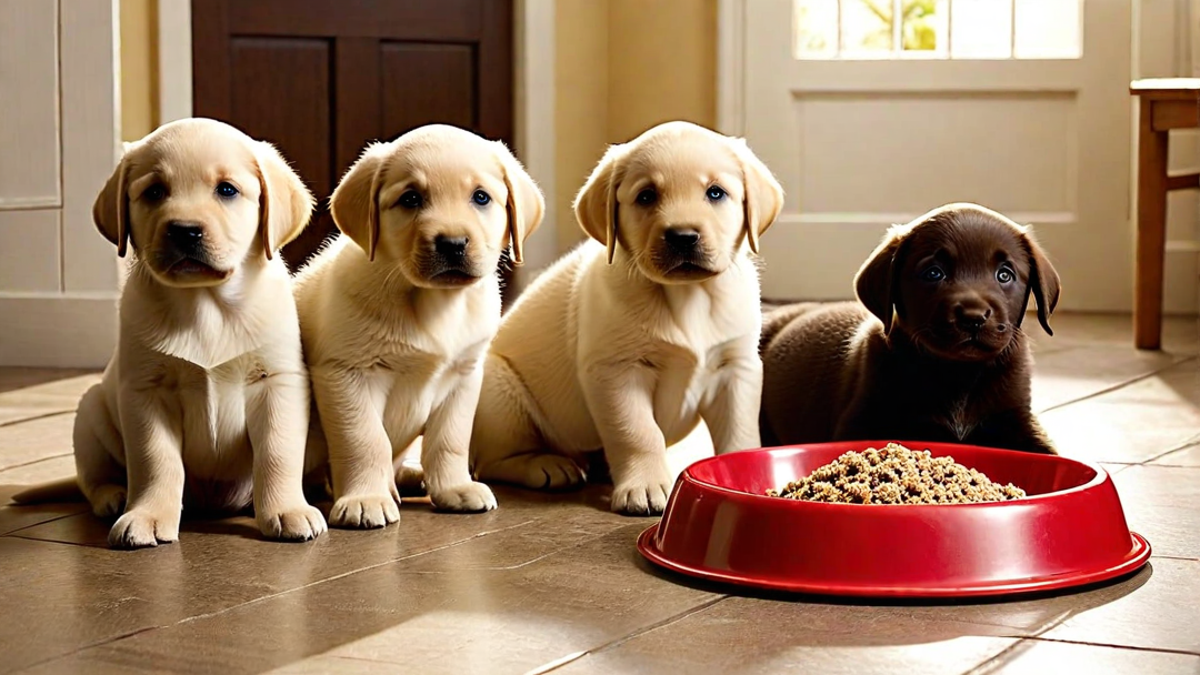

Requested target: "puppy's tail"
[
  {"left": 760, "top": 302, "right": 822, "bottom": 354},
  {"left": 10, "top": 478, "right": 85, "bottom": 505}
]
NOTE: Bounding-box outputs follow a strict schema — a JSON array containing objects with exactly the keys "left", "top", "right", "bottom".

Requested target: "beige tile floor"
[{"left": 0, "top": 313, "right": 1197, "bottom": 674}]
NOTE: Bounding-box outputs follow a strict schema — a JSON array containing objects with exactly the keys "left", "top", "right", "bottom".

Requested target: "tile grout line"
[
  {"left": 1036, "top": 354, "right": 1198, "bottom": 415},
  {"left": 1016, "top": 634, "right": 1200, "bottom": 658},
  {"left": 12, "top": 518, "right": 646, "bottom": 672},
  {"left": 0, "top": 450, "right": 74, "bottom": 475},
  {"left": 0, "top": 408, "right": 74, "bottom": 428},
  {"left": 12, "top": 515, "right": 549, "bottom": 672},
  {"left": 13, "top": 625, "right": 165, "bottom": 673},
  {"left": 958, "top": 637, "right": 1037, "bottom": 675},
  {"left": 174, "top": 518, "right": 544, "bottom": 627},
  {"left": 1136, "top": 435, "right": 1200, "bottom": 467},
  {"left": 9, "top": 533, "right": 102, "bottom": 548},
  {"left": 960, "top": 635, "right": 1200, "bottom": 675},
  {"left": 960, "top": 604, "right": 1082, "bottom": 674},
  {"left": 3, "top": 510, "right": 91, "bottom": 539},
  {"left": 524, "top": 595, "right": 731, "bottom": 675}
]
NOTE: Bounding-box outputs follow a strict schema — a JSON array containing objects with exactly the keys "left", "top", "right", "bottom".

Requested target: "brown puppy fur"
[{"left": 759, "top": 203, "right": 1060, "bottom": 454}]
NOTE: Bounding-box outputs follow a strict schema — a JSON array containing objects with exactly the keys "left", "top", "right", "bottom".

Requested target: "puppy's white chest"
[
  {"left": 172, "top": 357, "right": 261, "bottom": 478},
  {"left": 940, "top": 395, "right": 976, "bottom": 441}
]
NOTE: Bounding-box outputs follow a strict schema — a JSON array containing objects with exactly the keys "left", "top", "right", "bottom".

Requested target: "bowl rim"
[
  {"left": 682, "top": 440, "right": 1110, "bottom": 511},
  {"left": 638, "top": 524, "right": 1151, "bottom": 598}
]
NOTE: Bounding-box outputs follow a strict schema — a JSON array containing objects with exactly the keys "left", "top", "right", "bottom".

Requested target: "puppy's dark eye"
[
  {"left": 397, "top": 190, "right": 423, "bottom": 210},
  {"left": 706, "top": 185, "right": 727, "bottom": 202},
  {"left": 921, "top": 266, "right": 945, "bottom": 282},
  {"left": 472, "top": 189, "right": 491, "bottom": 206},
  {"left": 997, "top": 266, "right": 1015, "bottom": 284},
  {"left": 635, "top": 188, "right": 658, "bottom": 206},
  {"left": 143, "top": 184, "right": 166, "bottom": 203},
  {"left": 215, "top": 182, "right": 239, "bottom": 198}
]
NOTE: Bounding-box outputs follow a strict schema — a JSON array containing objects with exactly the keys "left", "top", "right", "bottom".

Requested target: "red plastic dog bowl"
[{"left": 638, "top": 442, "right": 1150, "bottom": 598}]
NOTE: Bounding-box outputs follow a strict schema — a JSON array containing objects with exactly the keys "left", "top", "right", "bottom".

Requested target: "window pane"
[
  {"left": 794, "top": 0, "right": 839, "bottom": 58},
  {"left": 1013, "top": 0, "right": 1081, "bottom": 59},
  {"left": 901, "top": 0, "right": 949, "bottom": 55},
  {"left": 949, "top": 0, "right": 1014, "bottom": 59},
  {"left": 842, "top": 0, "right": 895, "bottom": 58}
]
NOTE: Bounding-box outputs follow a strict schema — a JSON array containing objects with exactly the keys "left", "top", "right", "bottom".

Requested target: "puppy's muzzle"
[
  {"left": 664, "top": 227, "right": 701, "bottom": 253},
  {"left": 153, "top": 219, "right": 229, "bottom": 283},
  {"left": 421, "top": 234, "right": 481, "bottom": 286},
  {"left": 656, "top": 226, "right": 716, "bottom": 279},
  {"left": 435, "top": 235, "right": 469, "bottom": 263},
  {"left": 166, "top": 221, "right": 205, "bottom": 256},
  {"left": 954, "top": 305, "right": 991, "bottom": 335}
]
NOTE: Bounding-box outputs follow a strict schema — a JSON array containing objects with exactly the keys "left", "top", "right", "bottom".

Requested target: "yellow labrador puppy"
[
  {"left": 296, "top": 124, "right": 544, "bottom": 529},
  {"left": 471, "top": 121, "right": 784, "bottom": 515},
  {"left": 13, "top": 118, "right": 326, "bottom": 548}
]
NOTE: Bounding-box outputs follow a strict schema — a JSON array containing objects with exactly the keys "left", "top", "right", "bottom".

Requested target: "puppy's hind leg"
[
  {"left": 74, "top": 384, "right": 128, "bottom": 519},
  {"left": 393, "top": 438, "right": 427, "bottom": 497},
  {"left": 471, "top": 355, "right": 586, "bottom": 491}
]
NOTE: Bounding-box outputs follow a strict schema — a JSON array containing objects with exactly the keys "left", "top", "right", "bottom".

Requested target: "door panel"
[
  {"left": 738, "top": 0, "right": 1132, "bottom": 312},
  {"left": 0, "top": 0, "right": 60, "bottom": 209},
  {"left": 381, "top": 44, "right": 476, "bottom": 134},
  {"left": 192, "top": 0, "right": 514, "bottom": 276}
]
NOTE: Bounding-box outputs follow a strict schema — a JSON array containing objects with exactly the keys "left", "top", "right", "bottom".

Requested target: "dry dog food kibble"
[{"left": 767, "top": 443, "right": 1026, "bottom": 505}]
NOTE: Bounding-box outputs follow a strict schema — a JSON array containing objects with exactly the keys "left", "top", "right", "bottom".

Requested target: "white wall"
[{"left": 0, "top": 0, "right": 122, "bottom": 367}]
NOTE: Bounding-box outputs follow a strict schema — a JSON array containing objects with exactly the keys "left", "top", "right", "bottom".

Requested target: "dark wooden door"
[{"left": 192, "top": 0, "right": 514, "bottom": 273}]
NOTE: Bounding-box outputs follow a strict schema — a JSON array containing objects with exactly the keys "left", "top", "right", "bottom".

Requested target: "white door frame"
[
  {"left": 155, "top": 0, "right": 558, "bottom": 283},
  {"left": 0, "top": 0, "right": 123, "bottom": 368}
]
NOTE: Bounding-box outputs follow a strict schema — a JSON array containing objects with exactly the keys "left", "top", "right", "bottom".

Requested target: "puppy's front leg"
[
  {"left": 582, "top": 363, "right": 673, "bottom": 516},
  {"left": 422, "top": 363, "right": 496, "bottom": 513},
  {"left": 109, "top": 388, "right": 184, "bottom": 549},
  {"left": 248, "top": 370, "right": 327, "bottom": 541},
  {"left": 703, "top": 339, "right": 764, "bottom": 454},
  {"left": 313, "top": 368, "right": 401, "bottom": 528}
]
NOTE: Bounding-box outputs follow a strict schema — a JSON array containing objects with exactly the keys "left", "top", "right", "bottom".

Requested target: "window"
[{"left": 793, "top": 0, "right": 1083, "bottom": 60}]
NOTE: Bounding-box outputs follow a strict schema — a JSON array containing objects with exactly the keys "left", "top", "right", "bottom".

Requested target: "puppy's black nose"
[
  {"left": 166, "top": 222, "right": 204, "bottom": 247},
  {"left": 664, "top": 228, "right": 700, "bottom": 249},
  {"left": 435, "top": 235, "right": 469, "bottom": 259},
  {"left": 955, "top": 306, "right": 991, "bottom": 333}
]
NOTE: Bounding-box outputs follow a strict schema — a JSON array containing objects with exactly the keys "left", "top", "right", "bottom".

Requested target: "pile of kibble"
[{"left": 766, "top": 443, "right": 1026, "bottom": 505}]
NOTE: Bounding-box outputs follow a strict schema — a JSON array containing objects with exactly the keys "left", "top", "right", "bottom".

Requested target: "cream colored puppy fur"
[
  {"left": 296, "top": 125, "right": 544, "bottom": 529},
  {"left": 53, "top": 118, "right": 324, "bottom": 548},
  {"left": 471, "top": 121, "right": 784, "bottom": 516}
]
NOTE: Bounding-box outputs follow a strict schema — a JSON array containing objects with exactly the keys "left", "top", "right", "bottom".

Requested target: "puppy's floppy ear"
[
  {"left": 493, "top": 141, "right": 545, "bottom": 266},
  {"left": 574, "top": 144, "right": 627, "bottom": 265},
  {"left": 254, "top": 141, "right": 315, "bottom": 260},
  {"left": 729, "top": 138, "right": 784, "bottom": 255},
  {"left": 1020, "top": 226, "right": 1061, "bottom": 336},
  {"left": 92, "top": 143, "right": 137, "bottom": 258},
  {"left": 854, "top": 224, "right": 909, "bottom": 334},
  {"left": 330, "top": 143, "right": 389, "bottom": 261}
]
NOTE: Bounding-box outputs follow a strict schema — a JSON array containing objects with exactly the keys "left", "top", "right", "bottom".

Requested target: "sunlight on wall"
[
  {"left": 119, "top": 0, "right": 158, "bottom": 142},
  {"left": 554, "top": 0, "right": 718, "bottom": 253}
]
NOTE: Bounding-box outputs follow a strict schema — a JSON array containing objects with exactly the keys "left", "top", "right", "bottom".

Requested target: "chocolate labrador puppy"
[{"left": 760, "top": 203, "right": 1060, "bottom": 454}]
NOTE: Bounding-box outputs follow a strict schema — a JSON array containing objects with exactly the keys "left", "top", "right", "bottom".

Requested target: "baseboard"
[{"left": 0, "top": 293, "right": 118, "bottom": 368}]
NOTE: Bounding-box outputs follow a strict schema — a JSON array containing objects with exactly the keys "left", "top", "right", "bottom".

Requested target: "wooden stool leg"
[{"left": 1135, "top": 100, "right": 1168, "bottom": 351}]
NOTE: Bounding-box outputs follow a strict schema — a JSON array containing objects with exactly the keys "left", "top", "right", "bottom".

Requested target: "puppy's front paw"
[
  {"left": 429, "top": 481, "right": 497, "bottom": 513},
  {"left": 259, "top": 504, "right": 327, "bottom": 542},
  {"left": 108, "top": 508, "right": 179, "bottom": 549},
  {"left": 610, "top": 478, "right": 673, "bottom": 516},
  {"left": 329, "top": 494, "right": 401, "bottom": 529},
  {"left": 90, "top": 484, "right": 127, "bottom": 519}
]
